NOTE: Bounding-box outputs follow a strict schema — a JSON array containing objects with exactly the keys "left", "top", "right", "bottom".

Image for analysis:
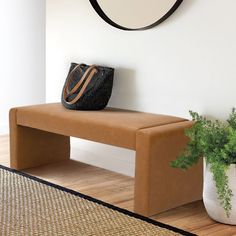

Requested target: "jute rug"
[{"left": 0, "top": 165, "right": 195, "bottom": 236}]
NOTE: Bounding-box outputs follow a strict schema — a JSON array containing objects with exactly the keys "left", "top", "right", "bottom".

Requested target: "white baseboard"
[
  {"left": 0, "top": 124, "right": 8, "bottom": 135},
  {"left": 71, "top": 138, "right": 135, "bottom": 177}
]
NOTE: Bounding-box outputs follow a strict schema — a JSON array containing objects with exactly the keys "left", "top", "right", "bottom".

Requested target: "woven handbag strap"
[
  {"left": 63, "top": 65, "right": 98, "bottom": 105},
  {"left": 66, "top": 65, "right": 97, "bottom": 97},
  {"left": 65, "top": 64, "right": 82, "bottom": 94}
]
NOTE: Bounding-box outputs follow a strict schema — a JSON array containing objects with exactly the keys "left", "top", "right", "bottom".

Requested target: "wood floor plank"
[{"left": 0, "top": 135, "right": 235, "bottom": 235}]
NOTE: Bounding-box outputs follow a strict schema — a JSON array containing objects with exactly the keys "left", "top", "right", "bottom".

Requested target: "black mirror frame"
[{"left": 89, "top": 0, "right": 183, "bottom": 31}]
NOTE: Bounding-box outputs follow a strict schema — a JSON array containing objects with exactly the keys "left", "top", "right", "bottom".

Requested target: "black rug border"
[{"left": 0, "top": 164, "right": 196, "bottom": 236}]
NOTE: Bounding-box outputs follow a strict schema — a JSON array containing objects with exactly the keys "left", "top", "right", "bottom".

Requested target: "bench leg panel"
[
  {"left": 9, "top": 108, "right": 70, "bottom": 170},
  {"left": 134, "top": 121, "right": 203, "bottom": 216}
]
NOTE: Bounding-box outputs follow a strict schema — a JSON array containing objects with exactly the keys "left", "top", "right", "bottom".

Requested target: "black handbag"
[{"left": 61, "top": 63, "right": 114, "bottom": 110}]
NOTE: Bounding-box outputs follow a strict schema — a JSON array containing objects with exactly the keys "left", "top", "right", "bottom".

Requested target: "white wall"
[
  {"left": 0, "top": 0, "right": 45, "bottom": 134},
  {"left": 46, "top": 0, "right": 236, "bottom": 176}
]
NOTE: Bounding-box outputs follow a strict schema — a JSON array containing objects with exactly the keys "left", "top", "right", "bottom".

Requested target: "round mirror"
[{"left": 89, "top": 0, "right": 183, "bottom": 31}]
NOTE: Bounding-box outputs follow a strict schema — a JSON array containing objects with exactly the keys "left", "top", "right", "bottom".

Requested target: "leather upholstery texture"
[
  {"left": 9, "top": 103, "right": 202, "bottom": 216},
  {"left": 15, "top": 103, "right": 186, "bottom": 149},
  {"left": 135, "top": 121, "right": 203, "bottom": 216}
]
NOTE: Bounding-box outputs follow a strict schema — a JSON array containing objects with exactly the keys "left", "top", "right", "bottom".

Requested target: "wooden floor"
[{"left": 1, "top": 135, "right": 236, "bottom": 235}]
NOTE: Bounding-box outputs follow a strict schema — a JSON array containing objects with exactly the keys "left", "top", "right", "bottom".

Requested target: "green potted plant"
[{"left": 171, "top": 109, "right": 236, "bottom": 225}]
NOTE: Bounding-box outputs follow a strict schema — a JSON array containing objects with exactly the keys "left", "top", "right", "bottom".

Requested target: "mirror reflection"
[{"left": 90, "top": 0, "right": 183, "bottom": 30}]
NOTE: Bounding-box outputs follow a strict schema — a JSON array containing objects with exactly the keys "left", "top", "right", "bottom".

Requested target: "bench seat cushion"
[{"left": 15, "top": 103, "right": 186, "bottom": 149}]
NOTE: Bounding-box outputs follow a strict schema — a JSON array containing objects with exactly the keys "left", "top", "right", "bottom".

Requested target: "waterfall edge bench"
[{"left": 9, "top": 103, "right": 202, "bottom": 217}]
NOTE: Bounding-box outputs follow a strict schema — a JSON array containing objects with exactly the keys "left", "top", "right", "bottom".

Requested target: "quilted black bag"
[{"left": 62, "top": 63, "right": 114, "bottom": 110}]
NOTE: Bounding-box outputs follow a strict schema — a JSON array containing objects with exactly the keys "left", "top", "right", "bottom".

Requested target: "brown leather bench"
[{"left": 9, "top": 103, "right": 202, "bottom": 216}]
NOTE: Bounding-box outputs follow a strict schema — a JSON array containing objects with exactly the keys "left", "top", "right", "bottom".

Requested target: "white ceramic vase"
[{"left": 203, "top": 160, "right": 236, "bottom": 225}]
